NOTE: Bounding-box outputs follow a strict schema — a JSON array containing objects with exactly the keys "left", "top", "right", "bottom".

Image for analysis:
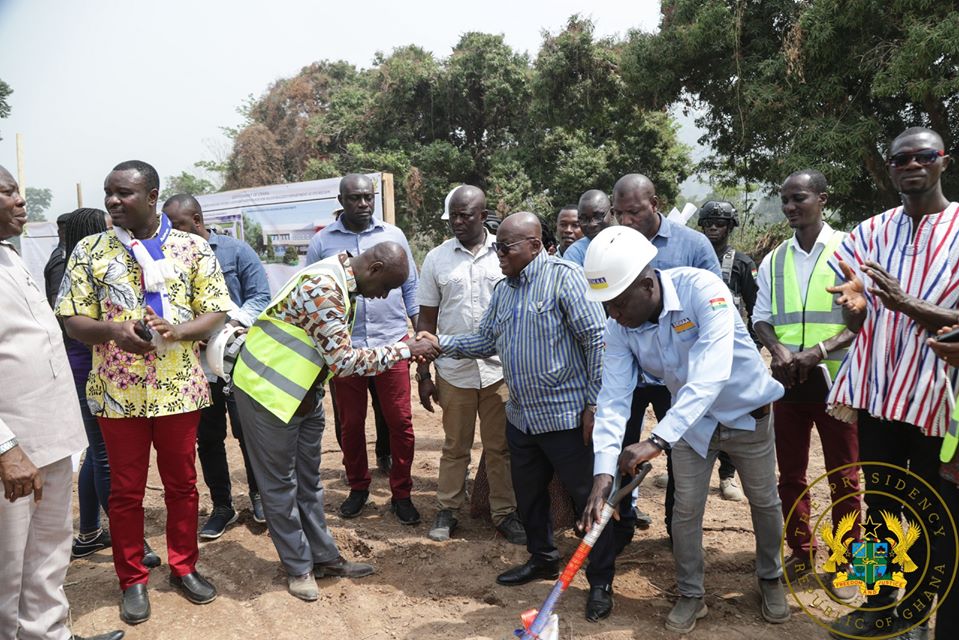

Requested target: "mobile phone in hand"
[
  {"left": 134, "top": 319, "right": 153, "bottom": 341},
  {"left": 935, "top": 327, "right": 959, "bottom": 343}
]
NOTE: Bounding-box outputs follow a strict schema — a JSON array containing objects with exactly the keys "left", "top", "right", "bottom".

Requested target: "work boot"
[
  {"left": 428, "top": 509, "right": 458, "bottom": 541},
  {"left": 665, "top": 596, "right": 707, "bottom": 633}
]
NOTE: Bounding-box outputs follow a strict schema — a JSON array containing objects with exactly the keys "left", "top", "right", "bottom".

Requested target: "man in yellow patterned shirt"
[{"left": 58, "top": 160, "right": 232, "bottom": 626}]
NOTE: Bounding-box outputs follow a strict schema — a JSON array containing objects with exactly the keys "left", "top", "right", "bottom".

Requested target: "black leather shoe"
[
  {"left": 339, "top": 490, "right": 369, "bottom": 518},
  {"left": 585, "top": 584, "right": 614, "bottom": 622},
  {"left": 169, "top": 571, "right": 217, "bottom": 604},
  {"left": 496, "top": 560, "right": 560, "bottom": 586},
  {"left": 72, "top": 632, "right": 125, "bottom": 640},
  {"left": 119, "top": 583, "right": 150, "bottom": 625},
  {"left": 142, "top": 540, "right": 161, "bottom": 569},
  {"left": 391, "top": 498, "right": 421, "bottom": 525}
]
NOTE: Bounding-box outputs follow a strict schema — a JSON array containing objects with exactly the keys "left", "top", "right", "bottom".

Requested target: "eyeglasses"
[
  {"left": 578, "top": 210, "right": 609, "bottom": 225},
  {"left": 492, "top": 237, "right": 537, "bottom": 255},
  {"left": 699, "top": 219, "right": 731, "bottom": 229},
  {"left": 887, "top": 149, "right": 945, "bottom": 168}
]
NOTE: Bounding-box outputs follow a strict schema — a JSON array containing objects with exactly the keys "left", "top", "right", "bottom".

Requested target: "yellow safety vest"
[
  {"left": 233, "top": 257, "right": 352, "bottom": 424},
  {"left": 769, "top": 230, "right": 847, "bottom": 379}
]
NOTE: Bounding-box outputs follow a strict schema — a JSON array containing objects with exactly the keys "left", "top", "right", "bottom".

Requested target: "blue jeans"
[{"left": 76, "top": 380, "right": 110, "bottom": 534}]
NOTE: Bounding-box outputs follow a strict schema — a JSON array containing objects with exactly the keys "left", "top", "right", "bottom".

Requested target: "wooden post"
[
  {"left": 76, "top": 183, "right": 83, "bottom": 207},
  {"left": 15, "top": 133, "right": 25, "bottom": 197},
  {"left": 382, "top": 172, "right": 395, "bottom": 225}
]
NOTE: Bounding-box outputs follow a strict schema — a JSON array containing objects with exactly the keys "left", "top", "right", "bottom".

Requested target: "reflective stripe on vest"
[
  {"left": 769, "top": 230, "right": 847, "bottom": 379},
  {"left": 233, "top": 257, "right": 352, "bottom": 423}
]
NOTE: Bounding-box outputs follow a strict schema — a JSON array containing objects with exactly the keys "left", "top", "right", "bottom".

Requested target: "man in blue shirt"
[
  {"left": 609, "top": 174, "right": 722, "bottom": 549},
  {"left": 561, "top": 189, "right": 610, "bottom": 267},
  {"left": 305, "top": 174, "right": 421, "bottom": 525},
  {"left": 581, "top": 226, "right": 788, "bottom": 634},
  {"left": 163, "top": 194, "right": 272, "bottom": 538},
  {"left": 435, "top": 212, "right": 616, "bottom": 622}
]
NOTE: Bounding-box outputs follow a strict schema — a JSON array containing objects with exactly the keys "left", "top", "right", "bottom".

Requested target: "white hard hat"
[
  {"left": 441, "top": 186, "right": 460, "bottom": 221},
  {"left": 206, "top": 324, "right": 247, "bottom": 381},
  {"left": 583, "top": 226, "right": 658, "bottom": 302}
]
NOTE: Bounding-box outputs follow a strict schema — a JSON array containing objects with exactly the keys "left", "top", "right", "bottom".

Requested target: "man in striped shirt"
[
  {"left": 436, "top": 212, "right": 615, "bottom": 622},
  {"left": 827, "top": 127, "right": 958, "bottom": 640}
]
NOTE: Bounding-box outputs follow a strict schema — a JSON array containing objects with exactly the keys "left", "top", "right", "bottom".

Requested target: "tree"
[
  {"left": 0, "top": 79, "right": 11, "bottom": 141},
  {"left": 159, "top": 171, "right": 216, "bottom": 201},
  {"left": 623, "top": 0, "right": 959, "bottom": 222},
  {"left": 25, "top": 187, "right": 52, "bottom": 222}
]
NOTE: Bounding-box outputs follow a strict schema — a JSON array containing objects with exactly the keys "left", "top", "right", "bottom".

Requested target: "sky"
[{"left": 0, "top": 0, "right": 706, "bottom": 217}]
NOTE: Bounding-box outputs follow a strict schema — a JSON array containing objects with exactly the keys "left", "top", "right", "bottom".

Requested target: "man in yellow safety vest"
[
  {"left": 752, "top": 169, "right": 860, "bottom": 600},
  {"left": 230, "top": 241, "right": 440, "bottom": 602}
]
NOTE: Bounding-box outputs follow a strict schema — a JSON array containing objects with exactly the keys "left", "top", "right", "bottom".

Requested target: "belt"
[{"left": 750, "top": 404, "right": 770, "bottom": 419}]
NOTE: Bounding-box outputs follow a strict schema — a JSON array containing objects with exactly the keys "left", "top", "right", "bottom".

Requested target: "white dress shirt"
[
  {"left": 593, "top": 268, "right": 784, "bottom": 475},
  {"left": 418, "top": 232, "right": 504, "bottom": 389}
]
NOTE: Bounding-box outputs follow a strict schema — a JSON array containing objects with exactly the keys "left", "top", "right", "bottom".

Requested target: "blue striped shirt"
[{"left": 439, "top": 252, "right": 605, "bottom": 435}]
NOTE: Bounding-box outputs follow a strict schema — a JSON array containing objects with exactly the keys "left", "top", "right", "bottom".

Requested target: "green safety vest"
[
  {"left": 942, "top": 396, "right": 958, "bottom": 463},
  {"left": 769, "top": 230, "right": 847, "bottom": 379},
  {"left": 233, "top": 257, "right": 352, "bottom": 424}
]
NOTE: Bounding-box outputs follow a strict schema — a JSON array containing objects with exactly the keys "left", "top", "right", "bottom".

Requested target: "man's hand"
[
  {"left": 581, "top": 406, "right": 596, "bottom": 446},
  {"left": 769, "top": 345, "right": 798, "bottom": 388},
  {"left": 144, "top": 305, "right": 183, "bottom": 342},
  {"left": 861, "top": 261, "right": 910, "bottom": 312},
  {"left": 0, "top": 446, "right": 43, "bottom": 503},
  {"left": 112, "top": 319, "right": 156, "bottom": 355},
  {"left": 928, "top": 324, "right": 959, "bottom": 367},
  {"left": 618, "top": 440, "right": 663, "bottom": 477},
  {"left": 826, "top": 260, "right": 868, "bottom": 314},
  {"left": 793, "top": 348, "right": 823, "bottom": 385},
  {"left": 579, "top": 473, "right": 615, "bottom": 534},
  {"left": 418, "top": 376, "right": 439, "bottom": 412},
  {"left": 404, "top": 332, "right": 441, "bottom": 363}
]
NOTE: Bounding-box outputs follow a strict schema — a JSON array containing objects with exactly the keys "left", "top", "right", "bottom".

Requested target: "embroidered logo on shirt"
[
  {"left": 587, "top": 277, "right": 608, "bottom": 289},
  {"left": 708, "top": 297, "right": 729, "bottom": 310},
  {"left": 751, "top": 267, "right": 758, "bottom": 279},
  {"left": 672, "top": 318, "right": 695, "bottom": 333}
]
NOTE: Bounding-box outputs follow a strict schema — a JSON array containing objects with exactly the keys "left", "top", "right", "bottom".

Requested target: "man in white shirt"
[
  {"left": 581, "top": 226, "right": 788, "bottom": 634},
  {"left": 415, "top": 185, "right": 524, "bottom": 544}
]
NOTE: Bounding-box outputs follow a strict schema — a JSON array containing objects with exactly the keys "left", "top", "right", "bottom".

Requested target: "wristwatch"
[
  {"left": 647, "top": 434, "right": 671, "bottom": 452},
  {"left": 415, "top": 369, "right": 432, "bottom": 382},
  {"left": 0, "top": 437, "right": 19, "bottom": 456}
]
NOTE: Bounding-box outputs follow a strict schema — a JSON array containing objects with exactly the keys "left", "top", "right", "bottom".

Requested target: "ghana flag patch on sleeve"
[{"left": 708, "top": 297, "right": 728, "bottom": 310}]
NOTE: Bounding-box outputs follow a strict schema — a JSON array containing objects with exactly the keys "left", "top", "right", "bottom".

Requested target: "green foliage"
[
  {"left": 623, "top": 0, "right": 959, "bottom": 222},
  {"left": 25, "top": 187, "right": 52, "bottom": 222},
  {"left": 0, "top": 79, "right": 11, "bottom": 140},
  {"left": 282, "top": 245, "right": 300, "bottom": 265},
  {"left": 159, "top": 171, "right": 217, "bottom": 201},
  {"left": 224, "top": 17, "right": 692, "bottom": 246},
  {"left": 242, "top": 213, "right": 263, "bottom": 255}
]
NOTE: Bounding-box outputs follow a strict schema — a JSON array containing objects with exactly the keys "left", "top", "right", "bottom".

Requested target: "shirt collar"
[
  {"left": 652, "top": 213, "right": 671, "bottom": 239},
  {"left": 337, "top": 252, "right": 358, "bottom": 293},
  {"left": 452, "top": 229, "right": 495, "bottom": 256},
  {"left": 507, "top": 250, "right": 547, "bottom": 288},
  {"left": 329, "top": 215, "right": 385, "bottom": 236},
  {"left": 657, "top": 270, "right": 682, "bottom": 320},
  {"left": 789, "top": 222, "right": 834, "bottom": 252}
]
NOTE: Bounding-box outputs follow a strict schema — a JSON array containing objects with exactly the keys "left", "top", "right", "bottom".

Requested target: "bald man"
[
  {"left": 434, "top": 212, "right": 616, "bottom": 621},
  {"left": 562, "top": 190, "right": 611, "bottom": 266},
  {"left": 232, "top": 242, "right": 440, "bottom": 601},
  {"left": 306, "top": 174, "right": 422, "bottom": 524},
  {"left": 416, "top": 186, "right": 523, "bottom": 544}
]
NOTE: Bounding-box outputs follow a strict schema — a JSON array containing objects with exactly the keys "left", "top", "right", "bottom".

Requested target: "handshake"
[{"left": 404, "top": 331, "right": 443, "bottom": 363}]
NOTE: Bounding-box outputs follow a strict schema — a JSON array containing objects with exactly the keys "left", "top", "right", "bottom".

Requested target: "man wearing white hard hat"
[{"left": 580, "top": 226, "right": 788, "bottom": 634}]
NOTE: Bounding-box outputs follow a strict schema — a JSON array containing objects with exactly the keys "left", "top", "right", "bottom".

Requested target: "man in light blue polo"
[
  {"left": 581, "top": 226, "right": 787, "bottom": 634},
  {"left": 305, "top": 174, "right": 421, "bottom": 524},
  {"left": 561, "top": 189, "right": 610, "bottom": 267}
]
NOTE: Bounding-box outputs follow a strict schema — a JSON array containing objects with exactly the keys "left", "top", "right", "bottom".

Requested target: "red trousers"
[
  {"left": 773, "top": 401, "right": 861, "bottom": 556},
  {"left": 98, "top": 411, "right": 200, "bottom": 589},
  {"left": 333, "top": 361, "right": 414, "bottom": 499}
]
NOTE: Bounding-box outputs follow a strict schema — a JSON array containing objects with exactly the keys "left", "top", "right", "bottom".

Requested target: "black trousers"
[
  {"left": 331, "top": 379, "right": 391, "bottom": 460},
  {"left": 936, "top": 478, "right": 959, "bottom": 638},
  {"left": 507, "top": 422, "right": 615, "bottom": 587},
  {"left": 197, "top": 379, "right": 258, "bottom": 507},
  {"left": 858, "top": 411, "right": 944, "bottom": 620}
]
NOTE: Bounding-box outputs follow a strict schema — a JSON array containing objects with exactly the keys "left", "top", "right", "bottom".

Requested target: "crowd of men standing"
[{"left": 0, "top": 124, "right": 958, "bottom": 640}]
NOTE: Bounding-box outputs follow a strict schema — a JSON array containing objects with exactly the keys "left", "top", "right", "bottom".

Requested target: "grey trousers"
[
  {"left": 0, "top": 456, "right": 73, "bottom": 640},
  {"left": 234, "top": 388, "right": 341, "bottom": 576},
  {"left": 671, "top": 414, "right": 783, "bottom": 597}
]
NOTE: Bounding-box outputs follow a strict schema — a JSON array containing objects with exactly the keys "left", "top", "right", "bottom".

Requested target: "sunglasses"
[
  {"left": 699, "top": 219, "right": 731, "bottom": 229},
  {"left": 888, "top": 149, "right": 945, "bottom": 168},
  {"left": 492, "top": 237, "right": 537, "bottom": 255}
]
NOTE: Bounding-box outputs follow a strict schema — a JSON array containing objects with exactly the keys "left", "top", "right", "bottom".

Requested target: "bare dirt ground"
[{"left": 67, "top": 388, "right": 835, "bottom": 640}]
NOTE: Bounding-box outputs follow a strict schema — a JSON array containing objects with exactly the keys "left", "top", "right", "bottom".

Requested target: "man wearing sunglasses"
[
  {"left": 432, "top": 212, "right": 616, "bottom": 622},
  {"left": 560, "top": 190, "right": 610, "bottom": 267},
  {"left": 826, "top": 127, "right": 959, "bottom": 640}
]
